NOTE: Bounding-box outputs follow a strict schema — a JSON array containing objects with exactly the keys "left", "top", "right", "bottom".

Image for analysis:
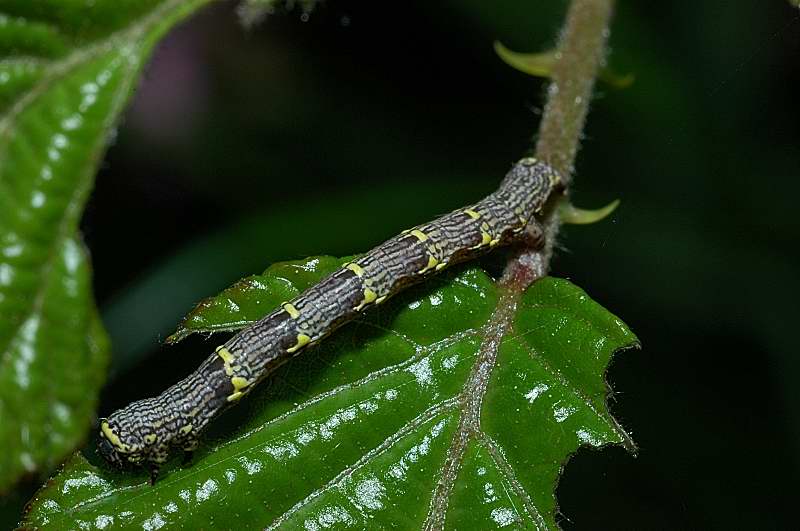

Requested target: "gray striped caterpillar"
[{"left": 98, "top": 158, "right": 560, "bottom": 481}]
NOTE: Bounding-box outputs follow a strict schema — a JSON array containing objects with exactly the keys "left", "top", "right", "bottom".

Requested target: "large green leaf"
[
  {"left": 24, "top": 257, "right": 637, "bottom": 529},
  {"left": 0, "top": 0, "right": 213, "bottom": 492}
]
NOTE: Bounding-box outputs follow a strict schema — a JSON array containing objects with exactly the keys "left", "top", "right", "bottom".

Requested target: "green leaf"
[
  {"left": 23, "top": 257, "right": 637, "bottom": 529},
  {"left": 0, "top": 0, "right": 213, "bottom": 492}
]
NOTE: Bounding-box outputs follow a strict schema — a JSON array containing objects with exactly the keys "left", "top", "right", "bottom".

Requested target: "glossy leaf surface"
[
  {"left": 0, "top": 0, "right": 212, "bottom": 491},
  {"left": 24, "top": 257, "right": 637, "bottom": 529}
]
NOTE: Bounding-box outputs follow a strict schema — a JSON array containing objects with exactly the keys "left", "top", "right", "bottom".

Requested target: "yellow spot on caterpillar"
[
  {"left": 144, "top": 434, "right": 157, "bottom": 444},
  {"left": 419, "top": 254, "right": 439, "bottom": 274},
  {"left": 375, "top": 295, "right": 388, "bottom": 304},
  {"left": 101, "top": 421, "right": 129, "bottom": 452},
  {"left": 282, "top": 302, "right": 300, "bottom": 319},
  {"left": 355, "top": 287, "right": 378, "bottom": 311},
  {"left": 464, "top": 208, "right": 481, "bottom": 220},
  {"left": 481, "top": 232, "right": 492, "bottom": 245},
  {"left": 215, "top": 346, "right": 234, "bottom": 364},
  {"left": 490, "top": 237, "right": 501, "bottom": 247},
  {"left": 345, "top": 262, "right": 365, "bottom": 277},
  {"left": 180, "top": 425, "right": 193, "bottom": 435},
  {"left": 231, "top": 376, "right": 249, "bottom": 392},
  {"left": 287, "top": 333, "right": 312, "bottom": 353},
  {"left": 409, "top": 229, "right": 428, "bottom": 242},
  {"left": 364, "top": 287, "right": 378, "bottom": 304},
  {"left": 227, "top": 376, "right": 250, "bottom": 402},
  {"left": 480, "top": 221, "right": 490, "bottom": 231},
  {"left": 435, "top": 261, "right": 448, "bottom": 271},
  {"left": 216, "top": 346, "right": 237, "bottom": 376}
]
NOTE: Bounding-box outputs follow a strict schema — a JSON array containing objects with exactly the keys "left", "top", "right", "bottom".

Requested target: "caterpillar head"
[{"left": 98, "top": 417, "right": 148, "bottom": 468}]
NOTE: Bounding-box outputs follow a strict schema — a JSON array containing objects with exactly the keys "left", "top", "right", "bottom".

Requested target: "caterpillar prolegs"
[{"left": 98, "top": 158, "right": 561, "bottom": 480}]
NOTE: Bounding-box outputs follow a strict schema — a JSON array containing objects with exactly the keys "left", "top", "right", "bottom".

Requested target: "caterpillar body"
[{"left": 98, "top": 158, "right": 560, "bottom": 480}]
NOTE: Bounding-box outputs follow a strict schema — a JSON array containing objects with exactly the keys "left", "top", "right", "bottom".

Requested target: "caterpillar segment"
[{"left": 97, "top": 158, "right": 561, "bottom": 481}]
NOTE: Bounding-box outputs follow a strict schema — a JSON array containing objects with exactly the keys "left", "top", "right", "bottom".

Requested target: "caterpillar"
[{"left": 98, "top": 158, "right": 561, "bottom": 481}]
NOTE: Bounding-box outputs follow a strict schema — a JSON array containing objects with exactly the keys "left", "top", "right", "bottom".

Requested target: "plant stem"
[
  {"left": 504, "top": 0, "right": 615, "bottom": 288},
  {"left": 421, "top": 6, "right": 618, "bottom": 524}
]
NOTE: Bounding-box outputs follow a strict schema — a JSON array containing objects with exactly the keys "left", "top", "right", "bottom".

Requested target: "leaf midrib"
[{"left": 420, "top": 282, "right": 540, "bottom": 530}]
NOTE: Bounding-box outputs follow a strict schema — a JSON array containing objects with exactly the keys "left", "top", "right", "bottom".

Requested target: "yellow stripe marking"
[
  {"left": 464, "top": 208, "right": 481, "bottom": 220},
  {"left": 282, "top": 302, "right": 300, "bottom": 319},
  {"left": 481, "top": 232, "right": 492, "bottom": 245},
  {"left": 375, "top": 295, "right": 388, "bottom": 304},
  {"left": 227, "top": 391, "right": 243, "bottom": 402},
  {"left": 419, "top": 254, "right": 439, "bottom": 274},
  {"left": 345, "top": 263, "right": 365, "bottom": 277},
  {"left": 287, "top": 333, "right": 312, "bottom": 353},
  {"left": 363, "top": 288, "right": 377, "bottom": 304},
  {"left": 101, "top": 421, "right": 129, "bottom": 452},
  {"left": 490, "top": 237, "right": 501, "bottom": 247},
  {"left": 435, "top": 261, "right": 448, "bottom": 271},
  {"left": 409, "top": 229, "right": 428, "bottom": 242},
  {"left": 231, "top": 376, "right": 249, "bottom": 392},
  {"left": 216, "top": 346, "right": 234, "bottom": 364},
  {"left": 216, "top": 346, "right": 237, "bottom": 376},
  {"left": 355, "top": 287, "right": 378, "bottom": 311}
]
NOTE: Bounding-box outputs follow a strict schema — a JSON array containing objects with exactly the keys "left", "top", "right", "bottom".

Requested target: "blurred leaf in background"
[{"left": 0, "top": 0, "right": 211, "bottom": 499}]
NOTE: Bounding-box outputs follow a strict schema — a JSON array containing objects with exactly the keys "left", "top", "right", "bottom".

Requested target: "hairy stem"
[
  {"left": 421, "top": 4, "right": 618, "bottom": 527},
  {"left": 504, "top": 0, "right": 615, "bottom": 288}
]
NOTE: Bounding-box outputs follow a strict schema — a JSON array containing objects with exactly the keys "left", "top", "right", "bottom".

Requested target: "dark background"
[{"left": 5, "top": 0, "right": 800, "bottom": 528}]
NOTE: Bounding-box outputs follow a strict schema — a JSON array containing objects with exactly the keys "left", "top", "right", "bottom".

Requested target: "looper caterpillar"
[{"left": 98, "top": 158, "right": 561, "bottom": 481}]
